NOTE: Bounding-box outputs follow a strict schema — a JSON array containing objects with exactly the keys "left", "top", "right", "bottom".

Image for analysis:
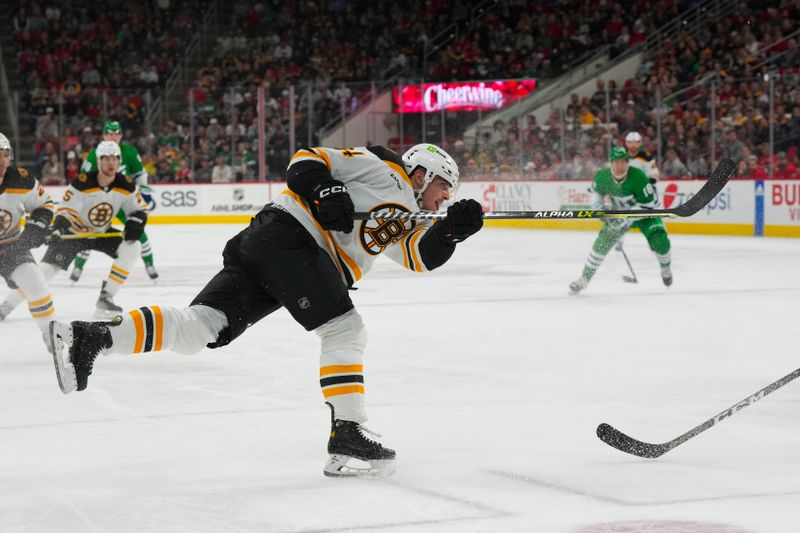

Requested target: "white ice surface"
[{"left": 1, "top": 225, "right": 799, "bottom": 533}]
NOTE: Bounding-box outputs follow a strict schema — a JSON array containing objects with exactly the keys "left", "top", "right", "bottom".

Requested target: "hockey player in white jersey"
[
  {"left": 0, "top": 132, "right": 57, "bottom": 337},
  {"left": 0, "top": 141, "right": 148, "bottom": 318},
  {"left": 625, "top": 131, "right": 659, "bottom": 180},
  {"left": 47, "top": 144, "right": 483, "bottom": 478}
]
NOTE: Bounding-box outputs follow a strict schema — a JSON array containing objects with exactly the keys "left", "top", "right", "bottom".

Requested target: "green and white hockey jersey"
[
  {"left": 81, "top": 142, "right": 148, "bottom": 186},
  {"left": 592, "top": 166, "right": 658, "bottom": 210}
]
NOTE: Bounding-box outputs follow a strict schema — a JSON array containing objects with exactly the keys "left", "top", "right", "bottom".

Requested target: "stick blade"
[
  {"left": 672, "top": 158, "right": 735, "bottom": 217},
  {"left": 596, "top": 423, "right": 669, "bottom": 458}
]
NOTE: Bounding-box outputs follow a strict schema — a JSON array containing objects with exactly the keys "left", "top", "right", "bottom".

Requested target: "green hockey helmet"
[
  {"left": 103, "top": 121, "right": 122, "bottom": 134},
  {"left": 609, "top": 146, "right": 629, "bottom": 161}
]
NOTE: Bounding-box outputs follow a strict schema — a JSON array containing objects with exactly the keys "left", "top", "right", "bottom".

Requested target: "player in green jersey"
[
  {"left": 71, "top": 121, "right": 158, "bottom": 281},
  {"left": 569, "top": 146, "right": 672, "bottom": 294}
]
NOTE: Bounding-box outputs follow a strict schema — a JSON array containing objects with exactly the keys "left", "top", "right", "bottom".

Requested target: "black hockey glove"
[
  {"left": 18, "top": 207, "right": 53, "bottom": 249},
  {"left": 432, "top": 199, "right": 484, "bottom": 245},
  {"left": 124, "top": 211, "right": 148, "bottom": 242},
  {"left": 47, "top": 215, "right": 73, "bottom": 242},
  {"left": 310, "top": 180, "right": 354, "bottom": 233}
]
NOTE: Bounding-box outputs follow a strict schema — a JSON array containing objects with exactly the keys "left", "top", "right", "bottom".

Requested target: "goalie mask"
[{"left": 402, "top": 144, "right": 459, "bottom": 207}]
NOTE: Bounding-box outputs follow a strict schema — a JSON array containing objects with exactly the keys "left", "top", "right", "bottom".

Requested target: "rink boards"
[{"left": 44, "top": 179, "right": 800, "bottom": 237}]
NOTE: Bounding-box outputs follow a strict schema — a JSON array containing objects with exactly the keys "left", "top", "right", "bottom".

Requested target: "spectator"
[
  {"left": 211, "top": 155, "right": 234, "bottom": 183},
  {"left": 175, "top": 159, "right": 193, "bottom": 182},
  {"left": 775, "top": 152, "right": 798, "bottom": 179},
  {"left": 40, "top": 152, "right": 64, "bottom": 185},
  {"left": 195, "top": 157, "right": 213, "bottom": 182},
  {"left": 746, "top": 155, "right": 769, "bottom": 179},
  {"left": 722, "top": 129, "right": 746, "bottom": 162},
  {"left": 663, "top": 148, "right": 689, "bottom": 177}
]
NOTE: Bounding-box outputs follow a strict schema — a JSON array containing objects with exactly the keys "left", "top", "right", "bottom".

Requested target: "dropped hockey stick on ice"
[
  {"left": 597, "top": 366, "right": 800, "bottom": 458},
  {"left": 355, "top": 158, "right": 735, "bottom": 221}
]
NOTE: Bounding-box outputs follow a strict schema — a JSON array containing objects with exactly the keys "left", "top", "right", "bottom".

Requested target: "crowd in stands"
[
  {"left": 9, "top": 0, "right": 207, "bottom": 182},
  {"left": 454, "top": 0, "right": 800, "bottom": 180},
  {"left": 8, "top": 0, "right": 800, "bottom": 184}
]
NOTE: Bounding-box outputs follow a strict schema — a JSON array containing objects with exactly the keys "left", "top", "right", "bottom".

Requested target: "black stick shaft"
[
  {"left": 354, "top": 158, "right": 734, "bottom": 222},
  {"left": 618, "top": 245, "right": 637, "bottom": 282}
]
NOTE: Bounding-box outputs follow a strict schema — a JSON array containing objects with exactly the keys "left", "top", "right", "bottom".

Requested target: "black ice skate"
[
  {"left": 324, "top": 404, "right": 396, "bottom": 478},
  {"left": 49, "top": 318, "right": 116, "bottom": 394},
  {"left": 661, "top": 265, "right": 673, "bottom": 287},
  {"left": 95, "top": 281, "right": 122, "bottom": 318}
]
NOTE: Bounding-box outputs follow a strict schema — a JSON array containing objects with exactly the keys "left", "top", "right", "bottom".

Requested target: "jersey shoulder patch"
[
  {"left": 366, "top": 146, "right": 405, "bottom": 169},
  {"left": 71, "top": 172, "right": 99, "bottom": 191},
  {"left": 112, "top": 173, "right": 136, "bottom": 192},
  {"left": 1, "top": 166, "right": 35, "bottom": 190}
]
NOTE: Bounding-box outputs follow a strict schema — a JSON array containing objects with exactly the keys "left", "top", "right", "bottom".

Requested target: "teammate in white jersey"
[
  {"left": 0, "top": 132, "right": 57, "bottom": 337},
  {"left": 0, "top": 141, "right": 148, "bottom": 318},
  {"left": 625, "top": 131, "right": 659, "bottom": 180},
  {"left": 47, "top": 144, "right": 483, "bottom": 478}
]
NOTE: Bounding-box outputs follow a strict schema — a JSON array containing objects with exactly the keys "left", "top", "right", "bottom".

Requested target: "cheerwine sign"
[{"left": 393, "top": 80, "right": 536, "bottom": 113}]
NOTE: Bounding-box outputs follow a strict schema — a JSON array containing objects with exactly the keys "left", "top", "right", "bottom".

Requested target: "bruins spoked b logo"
[
  {"left": 360, "top": 203, "right": 415, "bottom": 255},
  {"left": 88, "top": 202, "right": 114, "bottom": 227},
  {"left": 0, "top": 209, "right": 13, "bottom": 236}
]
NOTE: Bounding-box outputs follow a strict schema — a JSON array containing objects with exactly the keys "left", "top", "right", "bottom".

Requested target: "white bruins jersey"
[
  {"left": 56, "top": 171, "right": 146, "bottom": 234},
  {"left": 271, "top": 146, "right": 435, "bottom": 286},
  {"left": 629, "top": 150, "right": 659, "bottom": 180},
  {"left": 0, "top": 166, "right": 54, "bottom": 245}
]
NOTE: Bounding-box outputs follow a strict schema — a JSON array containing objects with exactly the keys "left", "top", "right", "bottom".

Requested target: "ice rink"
[{"left": 1, "top": 224, "right": 799, "bottom": 533}]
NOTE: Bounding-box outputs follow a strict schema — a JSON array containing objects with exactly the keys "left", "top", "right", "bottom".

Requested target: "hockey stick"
[
  {"left": 354, "top": 158, "right": 735, "bottom": 221},
  {"left": 618, "top": 244, "right": 638, "bottom": 284},
  {"left": 597, "top": 366, "right": 800, "bottom": 458},
  {"left": 58, "top": 233, "right": 122, "bottom": 240}
]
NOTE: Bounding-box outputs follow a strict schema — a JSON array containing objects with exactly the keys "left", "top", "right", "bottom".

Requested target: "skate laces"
[{"left": 357, "top": 424, "right": 382, "bottom": 444}]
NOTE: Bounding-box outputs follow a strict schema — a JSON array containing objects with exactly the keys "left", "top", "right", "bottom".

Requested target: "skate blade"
[
  {"left": 323, "top": 455, "right": 396, "bottom": 479},
  {"left": 49, "top": 321, "right": 77, "bottom": 394}
]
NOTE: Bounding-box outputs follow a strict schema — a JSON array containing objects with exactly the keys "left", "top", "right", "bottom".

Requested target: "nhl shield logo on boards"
[{"left": 233, "top": 188, "right": 244, "bottom": 201}]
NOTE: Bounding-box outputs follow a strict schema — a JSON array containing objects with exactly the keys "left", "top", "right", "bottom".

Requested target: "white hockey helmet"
[
  {"left": 0, "top": 132, "right": 13, "bottom": 160},
  {"left": 96, "top": 140, "right": 121, "bottom": 159},
  {"left": 625, "top": 131, "right": 642, "bottom": 143},
  {"left": 402, "top": 143, "right": 459, "bottom": 201}
]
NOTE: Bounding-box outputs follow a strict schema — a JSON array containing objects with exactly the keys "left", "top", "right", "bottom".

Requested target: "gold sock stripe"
[
  {"left": 320, "top": 364, "right": 364, "bottom": 377},
  {"left": 152, "top": 306, "right": 164, "bottom": 351},
  {"left": 322, "top": 384, "right": 365, "bottom": 398},
  {"left": 130, "top": 309, "right": 145, "bottom": 353},
  {"left": 27, "top": 295, "right": 51, "bottom": 307},
  {"left": 111, "top": 265, "right": 129, "bottom": 276}
]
